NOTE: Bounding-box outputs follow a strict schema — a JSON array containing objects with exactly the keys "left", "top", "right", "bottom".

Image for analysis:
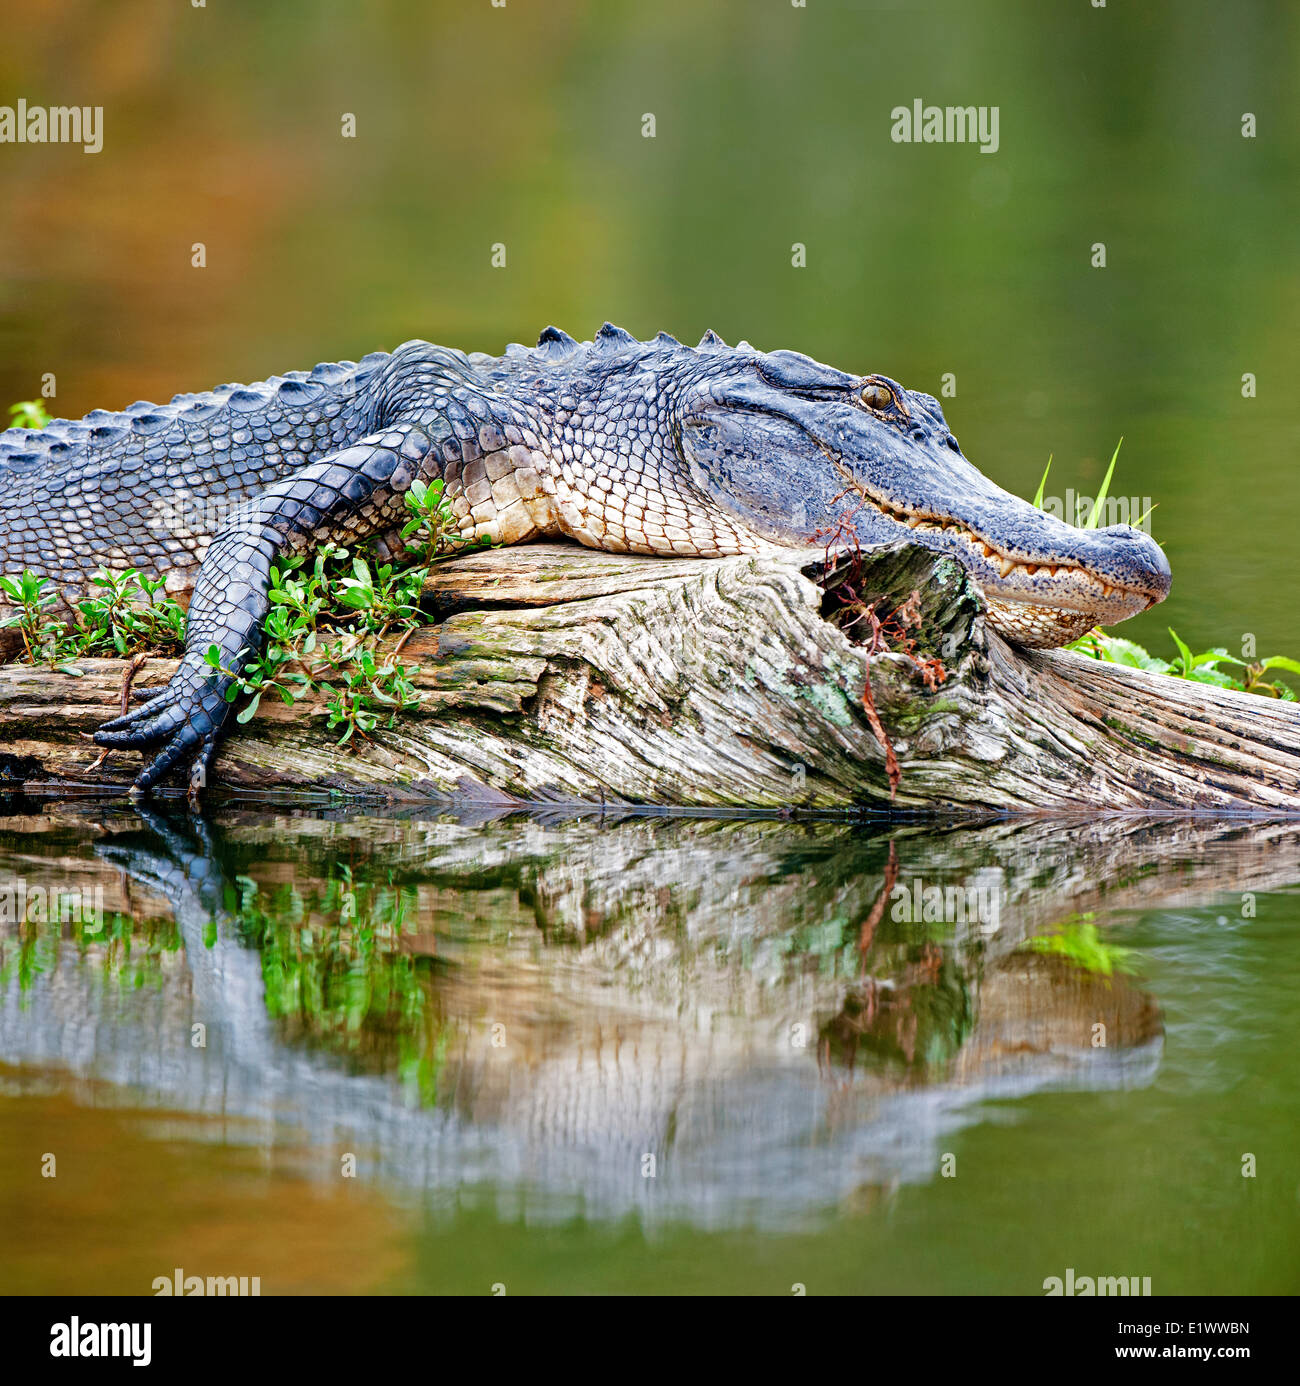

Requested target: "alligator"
[{"left": 0, "top": 325, "right": 1170, "bottom": 794}]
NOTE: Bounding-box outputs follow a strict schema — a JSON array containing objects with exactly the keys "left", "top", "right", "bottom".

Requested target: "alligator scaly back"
[{"left": 0, "top": 352, "right": 393, "bottom": 609}]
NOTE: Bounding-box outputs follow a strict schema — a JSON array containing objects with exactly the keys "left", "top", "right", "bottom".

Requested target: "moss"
[{"left": 1100, "top": 715, "right": 1162, "bottom": 751}]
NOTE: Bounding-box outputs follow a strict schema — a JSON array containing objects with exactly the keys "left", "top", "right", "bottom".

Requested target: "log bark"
[{"left": 2, "top": 540, "right": 1298, "bottom": 810}]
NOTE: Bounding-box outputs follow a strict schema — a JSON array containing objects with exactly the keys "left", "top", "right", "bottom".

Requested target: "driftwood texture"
[{"left": 1, "top": 540, "right": 1299, "bottom": 810}]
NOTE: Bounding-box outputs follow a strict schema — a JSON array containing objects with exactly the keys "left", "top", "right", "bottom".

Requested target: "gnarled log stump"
[{"left": 1, "top": 541, "right": 1298, "bottom": 810}]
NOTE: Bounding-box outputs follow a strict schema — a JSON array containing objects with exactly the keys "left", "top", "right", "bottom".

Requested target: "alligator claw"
[{"left": 94, "top": 655, "right": 232, "bottom": 795}]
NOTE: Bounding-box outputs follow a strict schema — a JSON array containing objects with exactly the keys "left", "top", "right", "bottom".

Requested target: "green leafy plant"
[
  {"left": 1069, "top": 627, "right": 1299, "bottom": 700},
  {"left": 1032, "top": 438, "right": 1156, "bottom": 530},
  {"left": 0, "top": 570, "right": 60, "bottom": 664},
  {"left": 3, "top": 464, "right": 490, "bottom": 743},
  {"left": 7, "top": 399, "right": 52, "bottom": 430},
  {"left": 400, "top": 477, "right": 491, "bottom": 565},
  {"left": 78, "top": 567, "right": 188, "bottom": 657},
  {"left": 1028, "top": 439, "right": 1295, "bottom": 698},
  {"left": 1, "top": 565, "right": 187, "bottom": 669},
  {"left": 201, "top": 479, "right": 491, "bottom": 746}
]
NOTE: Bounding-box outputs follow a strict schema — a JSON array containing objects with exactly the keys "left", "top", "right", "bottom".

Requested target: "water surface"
[{"left": 2, "top": 803, "right": 1296, "bottom": 1294}]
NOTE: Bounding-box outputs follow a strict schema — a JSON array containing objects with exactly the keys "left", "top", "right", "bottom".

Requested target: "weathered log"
[{"left": 1, "top": 541, "right": 1298, "bottom": 810}]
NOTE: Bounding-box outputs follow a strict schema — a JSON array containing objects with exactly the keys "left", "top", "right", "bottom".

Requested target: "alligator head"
[{"left": 666, "top": 334, "right": 1171, "bottom": 648}]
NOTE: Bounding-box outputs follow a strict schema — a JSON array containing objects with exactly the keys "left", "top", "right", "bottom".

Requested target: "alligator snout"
[
  {"left": 973, "top": 521, "right": 1171, "bottom": 647},
  {"left": 1094, "top": 523, "right": 1172, "bottom": 605}
]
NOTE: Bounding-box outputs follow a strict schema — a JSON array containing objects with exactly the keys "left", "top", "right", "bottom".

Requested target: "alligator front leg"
[{"left": 94, "top": 424, "right": 438, "bottom": 796}]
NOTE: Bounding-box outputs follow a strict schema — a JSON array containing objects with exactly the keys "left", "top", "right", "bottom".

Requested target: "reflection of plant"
[
  {"left": 1023, "top": 913, "right": 1137, "bottom": 977},
  {"left": 230, "top": 870, "right": 453, "bottom": 1105},
  {"left": 0, "top": 904, "right": 178, "bottom": 993}
]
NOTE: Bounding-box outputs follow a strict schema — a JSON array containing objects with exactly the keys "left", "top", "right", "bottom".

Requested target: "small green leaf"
[{"left": 1167, "top": 627, "right": 1193, "bottom": 676}]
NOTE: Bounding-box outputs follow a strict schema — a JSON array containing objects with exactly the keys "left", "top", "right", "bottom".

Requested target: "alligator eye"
[{"left": 860, "top": 383, "right": 893, "bottom": 410}]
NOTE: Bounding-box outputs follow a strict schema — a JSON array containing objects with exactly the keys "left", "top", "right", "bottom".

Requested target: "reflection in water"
[{"left": 4, "top": 804, "right": 1296, "bottom": 1236}]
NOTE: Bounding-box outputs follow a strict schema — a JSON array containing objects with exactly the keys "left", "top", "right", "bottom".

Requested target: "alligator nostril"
[{"left": 945, "top": 435, "right": 962, "bottom": 453}]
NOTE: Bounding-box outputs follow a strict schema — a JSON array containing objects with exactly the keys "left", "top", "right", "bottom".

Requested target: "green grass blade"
[
  {"left": 1085, "top": 437, "right": 1122, "bottom": 529},
  {"left": 1032, "top": 455, "right": 1052, "bottom": 509}
]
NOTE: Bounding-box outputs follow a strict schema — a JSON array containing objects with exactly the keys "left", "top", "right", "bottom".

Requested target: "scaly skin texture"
[{"left": 0, "top": 325, "right": 1171, "bottom": 793}]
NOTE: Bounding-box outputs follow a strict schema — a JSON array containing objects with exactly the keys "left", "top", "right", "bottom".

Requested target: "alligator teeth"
[{"left": 881, "top": 505, "right": 1091, "bottom": 591}]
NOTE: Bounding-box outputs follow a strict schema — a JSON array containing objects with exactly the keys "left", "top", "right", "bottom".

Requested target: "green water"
[
  {"left": 1, "top": 0, "right": 1298, "bottom": 658},
  {"left": 1, "top": 804, "right": 1297, "bottom": 1294}
]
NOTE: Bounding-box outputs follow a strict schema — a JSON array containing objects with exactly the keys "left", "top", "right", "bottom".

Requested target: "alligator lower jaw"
[{"left": 981, "top": 599, "right": 1100, "bottom": 649}]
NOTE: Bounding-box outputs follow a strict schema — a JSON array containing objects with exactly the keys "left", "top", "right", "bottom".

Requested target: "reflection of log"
[{"left": 2, "top": 541, "right": 1299, "bottom": 809}]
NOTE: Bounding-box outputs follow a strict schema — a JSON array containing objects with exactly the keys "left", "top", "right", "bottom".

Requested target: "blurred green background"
[{"left": 0, "top": 0, "right": 1296, "bottom": 653}]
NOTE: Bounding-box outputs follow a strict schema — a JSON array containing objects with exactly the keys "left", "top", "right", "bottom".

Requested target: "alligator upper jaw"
[{"left": 841, "top": 492, "right": 1170, "bottom": 649}]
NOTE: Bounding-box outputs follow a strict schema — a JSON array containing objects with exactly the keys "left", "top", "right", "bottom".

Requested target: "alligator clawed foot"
[{"left": 94, "top": 656, "right": 229, "bottom": 795}]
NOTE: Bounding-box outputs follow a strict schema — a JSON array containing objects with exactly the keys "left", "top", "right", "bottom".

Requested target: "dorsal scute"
[
  {"left": 594, "top": 322, "right": 636, "bottom": 352},
  {"left": 536, "top": 325, "right": 580, "bottom": 360},
  {"left": 276, "top": 378, "right": 323, "bottom": 402}
]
